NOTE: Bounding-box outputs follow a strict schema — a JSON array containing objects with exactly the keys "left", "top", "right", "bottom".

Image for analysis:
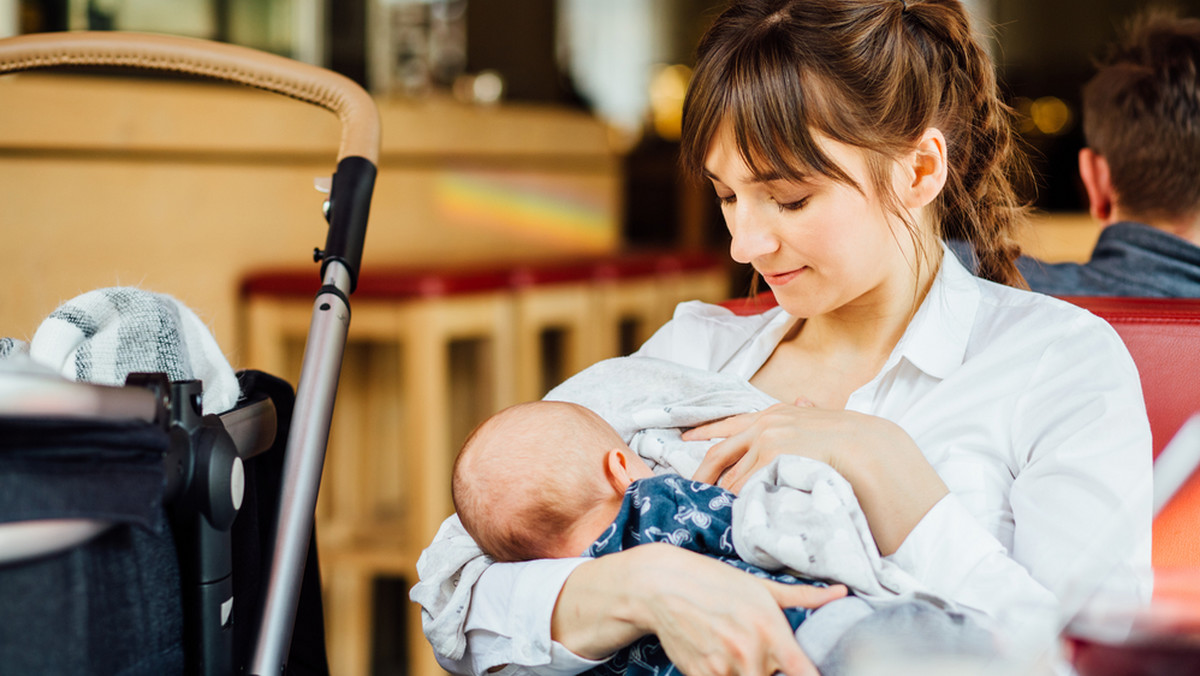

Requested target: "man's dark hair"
[{"left": 1082, "top": 7, "right": 1200, "bottom": 220}]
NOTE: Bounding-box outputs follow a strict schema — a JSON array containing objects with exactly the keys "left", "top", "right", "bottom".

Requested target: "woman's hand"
[
  {"left": 688, "top": 402, "right": 868, "bottom": 493},
  {"left": 552, "top": 543, "right": 846, "bottom": 676},
  {"left": 686, "top": 402, "right": 949, "bottom": 555}
]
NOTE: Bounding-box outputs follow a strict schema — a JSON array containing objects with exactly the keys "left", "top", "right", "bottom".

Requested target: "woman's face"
[{"left": 703, "top": 123, "right": 924, "bottom": 320}]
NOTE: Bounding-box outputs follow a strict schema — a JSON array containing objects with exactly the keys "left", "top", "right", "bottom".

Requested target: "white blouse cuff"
[{"left": 465, "top": 557, "right": 607, "bottom": 673}]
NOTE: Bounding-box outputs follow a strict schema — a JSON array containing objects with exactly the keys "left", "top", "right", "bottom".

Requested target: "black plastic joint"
[
  {"left": 321, "top": 155, "right": 376, "bottom": 294},
  {"left": 317, "top": 283, "right": 351, "bottom": 322}
]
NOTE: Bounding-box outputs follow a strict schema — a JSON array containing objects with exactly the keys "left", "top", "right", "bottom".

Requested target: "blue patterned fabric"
[{"left": 581, "top": 474, "right": 821, "bottom": 676}]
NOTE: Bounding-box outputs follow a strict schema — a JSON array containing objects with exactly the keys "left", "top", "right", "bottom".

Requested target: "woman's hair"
[
  {"left": 452, "top": 401, "right": 619, "bottom": 562},
  {"left": 1082, "top": 7, "right": 1200, "bottom": 222},
  {"left": 681, "top": 0, "right": 1031, "bottom": 287}
]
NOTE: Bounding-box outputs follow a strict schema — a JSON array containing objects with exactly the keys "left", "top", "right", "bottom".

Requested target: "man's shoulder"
[{"left": 1021, "top": 222, "right": 1200, "bottom": 297}]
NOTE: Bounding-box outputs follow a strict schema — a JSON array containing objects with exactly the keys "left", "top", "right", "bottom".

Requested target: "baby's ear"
[{"left": 603, "top": 447, "right": 637, "bottom": 494}]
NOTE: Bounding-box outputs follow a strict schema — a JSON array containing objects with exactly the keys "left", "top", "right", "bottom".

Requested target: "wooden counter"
[{"left": 0, "top": 73, "right": 621, "bottom": 360}]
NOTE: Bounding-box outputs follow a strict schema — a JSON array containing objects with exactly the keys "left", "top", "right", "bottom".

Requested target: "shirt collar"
[{"left": 887, "top": 242, "right": 981, "bottom": 379}]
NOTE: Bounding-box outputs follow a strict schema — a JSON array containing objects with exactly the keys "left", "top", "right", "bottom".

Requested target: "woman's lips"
[{"left": 763, "top": 267, "right": 806, "bottom": 286}]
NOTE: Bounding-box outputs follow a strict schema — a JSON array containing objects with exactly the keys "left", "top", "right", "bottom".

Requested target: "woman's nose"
[{"left": 727, "top": 207, "right": 778, "bottom": 264}]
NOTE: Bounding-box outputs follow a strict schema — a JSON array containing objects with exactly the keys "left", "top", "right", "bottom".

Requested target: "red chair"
[
  {"left": 1061, "top": 297, "right": 1200, "bottom": 568},
  {"left": 721, "top": 292, "right": 1200, "bottom": 567}
]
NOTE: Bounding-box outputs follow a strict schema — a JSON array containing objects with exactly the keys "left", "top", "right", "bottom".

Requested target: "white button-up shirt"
[{"left": 423, "top": 248, "right": 1153, "bottom": 675}]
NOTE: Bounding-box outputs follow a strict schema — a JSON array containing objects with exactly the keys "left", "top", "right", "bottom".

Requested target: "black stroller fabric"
[
  {"left": 0, "top": 371, "right": 329, "bottom": 675},
  {"left": 0, "top": 416, "right": 171, "bottom": 534},
  {"left": 0, "top": 417, "right": 184, "bottom": 675}
]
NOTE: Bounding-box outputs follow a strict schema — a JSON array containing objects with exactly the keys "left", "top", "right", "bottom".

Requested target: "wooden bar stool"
[
  {"left": 319, "top": 546, "right": 439, "bottom": 676},
  {"left": 653, "top": 249, "right": 731, "bottom": 319},
  {"left": 243, "top": 266, "right": 514, "bottom": 537},
  {"left": 242, "top": 266, "right": 513, "bottom": 676},
  {"left": 509, "top": 259, "right": 603, "bottom": 401},
  {"left": 591, "top": 251, "right": 674, "bottom": 358}
]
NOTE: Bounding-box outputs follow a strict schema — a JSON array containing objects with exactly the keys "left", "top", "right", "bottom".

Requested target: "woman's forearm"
[
  {"left": 550, "top": 553, "right": 649, "bottom": 659},
  {"left": 834, "top": 416, "right": 948, "bottom": 556}
]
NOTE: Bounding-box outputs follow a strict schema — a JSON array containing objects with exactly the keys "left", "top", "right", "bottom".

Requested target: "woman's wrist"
[{"left": 551, "top": 548, "right": 655, "bottom": 660}]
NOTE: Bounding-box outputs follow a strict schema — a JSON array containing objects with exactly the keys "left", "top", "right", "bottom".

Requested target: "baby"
[
  {"left": 452, "top": 398, "right": 835, "bottom": 675},
  {"left": 453, "top": 399, "right": 809, "bottom": 568}
]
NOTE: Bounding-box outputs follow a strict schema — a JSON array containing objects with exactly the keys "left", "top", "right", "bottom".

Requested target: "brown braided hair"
[{"left": 681, "top": 0, "right": 1031, "bottom": 288}]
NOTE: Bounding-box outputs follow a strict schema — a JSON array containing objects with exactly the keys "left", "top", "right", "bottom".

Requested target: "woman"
[{"left": 413, "top": 1, "right": 1152, "bottom": 674}]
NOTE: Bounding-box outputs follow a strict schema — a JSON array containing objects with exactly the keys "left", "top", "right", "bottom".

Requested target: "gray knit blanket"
[{"left": 2, "top": 287, "right": 238, "bottom": 414}]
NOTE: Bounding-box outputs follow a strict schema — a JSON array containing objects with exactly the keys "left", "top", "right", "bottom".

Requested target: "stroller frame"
[{"left": 0, "top": 31, "right": 379, "bottom": 675}]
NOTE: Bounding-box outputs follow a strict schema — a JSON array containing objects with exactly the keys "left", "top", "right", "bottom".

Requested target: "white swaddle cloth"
[{"left": 544, "top": 354, "right": 779, "bottom": 478}]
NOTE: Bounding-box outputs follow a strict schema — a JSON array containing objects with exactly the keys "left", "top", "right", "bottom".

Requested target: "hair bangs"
[{"left": 683, "top": 24, "right": 856, "bottom": 189}]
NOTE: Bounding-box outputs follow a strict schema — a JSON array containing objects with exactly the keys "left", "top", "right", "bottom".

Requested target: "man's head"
[{"left": 1080, "top": 8, "right": 1200, "bottom": 228}]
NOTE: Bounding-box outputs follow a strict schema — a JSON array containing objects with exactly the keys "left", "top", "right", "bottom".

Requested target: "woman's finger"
[
  {"left": 771, "top": 635, "right": 820, "bottom": 676},
  {"left": 715, "top": 442, "right": 763, "bottom": 493},
  {"left": 682, "top": 410, "right": 758, "bottom": 441},
  {"left": 766, "top": 581, "right": 848, "bottom": 610},
  {"left": 692, "top": 433, "right": 747, "bottom": 485},
  {"left": 764, "top": 583, "right": 846, "bottom": 675}
]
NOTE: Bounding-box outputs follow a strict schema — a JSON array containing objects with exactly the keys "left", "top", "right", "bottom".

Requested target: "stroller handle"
[
  {"left": 0, "top": 30, "right": 379, "bottom": 290},
  {"left": 0, "top": 31, "right": 379, "bottom": 164}
]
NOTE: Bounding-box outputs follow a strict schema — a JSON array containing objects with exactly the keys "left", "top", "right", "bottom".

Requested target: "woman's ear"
[{"left": 900, "top": 128, "right": 948, "bottom": 209}]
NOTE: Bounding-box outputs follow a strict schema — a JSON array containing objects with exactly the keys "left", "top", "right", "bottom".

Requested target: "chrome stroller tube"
[{"left": 250, "top": 261, "right": 352, "bottom": 675}]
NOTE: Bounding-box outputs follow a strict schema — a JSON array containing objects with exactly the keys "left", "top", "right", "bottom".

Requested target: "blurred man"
[{"left": 1019, "top": 8, "right": 1200, "bottom": 296}]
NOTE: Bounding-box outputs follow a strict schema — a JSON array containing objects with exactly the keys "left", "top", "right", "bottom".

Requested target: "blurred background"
[
  {"left": 13, "top": 0, "right": 1200, "bottom": 250},
  {"left": 3, "top": 1, "right": 1196, "bottom": 674}
]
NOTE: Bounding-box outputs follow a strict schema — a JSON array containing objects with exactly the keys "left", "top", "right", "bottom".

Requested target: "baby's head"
[{"left": 452, "top": 400, "right": 653, "bottom": 562}]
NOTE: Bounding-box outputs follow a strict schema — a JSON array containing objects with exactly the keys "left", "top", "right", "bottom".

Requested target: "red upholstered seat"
[
  {"left": 720, "top": 292, "right": 1200, "bottom": 567},
  {"left": 720, "top": 291, "right": 779, "bottom": 317},
  {"left": 241, "top": 266, "right": 514, "bottom": 299}
]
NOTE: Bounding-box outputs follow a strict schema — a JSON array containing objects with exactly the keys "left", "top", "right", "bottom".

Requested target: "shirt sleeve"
[
  {"left": 634, "top": 300, "right": 759, "bottom": 370},
  {"left": 887, "top": 493, "right": 1060, "bottom": 616},
  {"left": 433, "top": 558, "right": 606, "bottom": 675},
  {"left": 888, "top": 314, "right": 1153, "bottom": 619},
  {"left": 1008, "top": 314, "right": 1154, "bottom": 608}
]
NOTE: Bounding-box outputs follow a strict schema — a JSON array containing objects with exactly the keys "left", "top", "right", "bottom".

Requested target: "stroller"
[{"left": 0, "top": 32, "right": 378, "bottom": 675}]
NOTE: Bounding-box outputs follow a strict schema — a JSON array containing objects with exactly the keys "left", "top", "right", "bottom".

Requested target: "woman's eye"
[
  {"left": 777, "top": 196, "right": 810, "bottom": 212},
  {"left": 716, "top": 193, "right": 737, "bottom": 207}
]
